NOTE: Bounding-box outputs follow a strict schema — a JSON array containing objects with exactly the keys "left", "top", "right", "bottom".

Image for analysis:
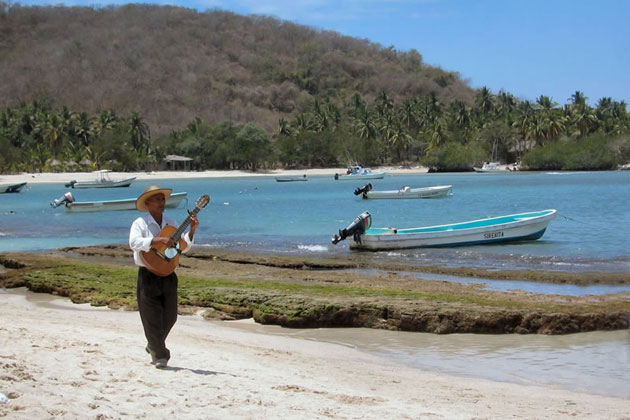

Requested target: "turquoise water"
[{"left": 1, "top": 171, "right": 629, "bottom": 274}]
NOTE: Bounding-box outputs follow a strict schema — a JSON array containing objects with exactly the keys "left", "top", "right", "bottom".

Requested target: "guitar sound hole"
[{"left": 164, "top": 247, "right": 179, "bottom": 259}]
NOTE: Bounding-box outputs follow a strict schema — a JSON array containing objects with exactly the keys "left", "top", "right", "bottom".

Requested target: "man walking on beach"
[{"left": 129, "top": 185, "right": 199, "bottom": 369}]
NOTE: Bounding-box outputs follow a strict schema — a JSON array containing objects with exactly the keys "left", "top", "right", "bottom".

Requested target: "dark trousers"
[{"left": 137, "top": 267, "right": 178, "bottom": 361}]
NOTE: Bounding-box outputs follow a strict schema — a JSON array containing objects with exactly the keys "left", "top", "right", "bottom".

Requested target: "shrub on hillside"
[
  {"left": 522, "top": 136, "right": 619, "bottom": 170},
  {"left": 421, "top": 142, "right": 485, "bottom": 172}
]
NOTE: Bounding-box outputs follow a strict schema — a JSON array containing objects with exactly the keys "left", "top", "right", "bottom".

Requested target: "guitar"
[{"left": 140, "top": 194, "right": 210, "bottom": 276}]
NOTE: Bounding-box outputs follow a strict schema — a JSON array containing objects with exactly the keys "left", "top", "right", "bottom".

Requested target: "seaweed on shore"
[{"left": 1, "top": 248, "right": 628, "bottom": 335}]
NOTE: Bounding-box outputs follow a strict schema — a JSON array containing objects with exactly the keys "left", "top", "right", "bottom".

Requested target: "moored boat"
[
  {"left": 334, "top": 165, "right": 386, "bottom": 180},
  {"left": 332, "top": 209, "right": 556, "bottom": 250},
  {"left": 473, "top": 162, "right": 511, "bottom": 173},
  {"left": 65, "top": 170, "right": 135, "bottom": 188},
  {"left": 354, "top": 183, "right": 452, "bottom": 199},
  {"left": 275, "top": 174, "right": 308, "bottom": 182},
  {"left": 0, "top": 182, "right": 27, "bottom": 193},
  {"left": 51, "top": 192, "right": 188, "bottom": 212}
]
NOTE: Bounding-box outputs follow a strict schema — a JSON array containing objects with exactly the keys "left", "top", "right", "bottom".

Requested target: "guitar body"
[{"left": 140, "top": 225, "right": 189, "bottom": 277}]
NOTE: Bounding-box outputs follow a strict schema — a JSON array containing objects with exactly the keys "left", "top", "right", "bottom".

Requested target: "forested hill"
[{"left": 0, "top": 2, "right": 474, "bottom": 136}]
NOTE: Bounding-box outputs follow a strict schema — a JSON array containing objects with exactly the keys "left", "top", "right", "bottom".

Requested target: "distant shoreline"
[{"left": 0, "top": 166, "right": 430, "bottom": 185}]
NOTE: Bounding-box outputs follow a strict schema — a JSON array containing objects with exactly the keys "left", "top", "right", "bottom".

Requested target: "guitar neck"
[{"left": 170, "top": 207, "right": 201, "bottom": 242}]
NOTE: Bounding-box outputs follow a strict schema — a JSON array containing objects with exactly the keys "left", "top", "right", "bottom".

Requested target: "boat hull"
[
  {"left": 275, "top": 176, "right": 308, "bottom": 182},
  {"left": 0, "top": 182, "right": 27, "bottom": 193},
  {"left": 71, "top": 177, "right": 136, "bottom": 188},
  {"left": 349, "top": 210, "right": 556, "bottom": 250},
  {"left": 365, "top": 185, "right": 452, "bottom": 199},
  {"left": 336, "top": 172, "right": 386, "bottom": 180},
  {"left": 65, "top": 192, "right": 187, "bottom": 212}
]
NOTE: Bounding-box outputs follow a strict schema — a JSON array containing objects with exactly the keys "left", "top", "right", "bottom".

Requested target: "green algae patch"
[{"left": 1, "top": 250, "right": 628, "bottom": 335}]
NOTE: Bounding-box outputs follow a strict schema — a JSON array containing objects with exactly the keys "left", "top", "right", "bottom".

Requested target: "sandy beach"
[
  {"left": 1, "top": 287, "right": 628, "bottom": 419},
  {"left": 0, "top": 166, "right": 429, "bottom": 185}
]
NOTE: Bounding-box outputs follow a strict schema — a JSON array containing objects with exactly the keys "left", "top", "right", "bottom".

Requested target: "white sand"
[
  {"left": 1, "top": 288, "right": 628, "bottom": 419},
  {"left": 0, "top": 166, "right": 429, "bottom": 185}
]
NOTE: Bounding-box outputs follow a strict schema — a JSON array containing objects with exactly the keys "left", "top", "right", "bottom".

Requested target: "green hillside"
[{"left": 1, "top": 2, "right": 628, "bottom": 172}]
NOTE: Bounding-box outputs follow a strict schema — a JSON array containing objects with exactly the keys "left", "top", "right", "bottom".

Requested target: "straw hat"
[{"left": 136, "top": 185, "right": 173, "bottom": 211}]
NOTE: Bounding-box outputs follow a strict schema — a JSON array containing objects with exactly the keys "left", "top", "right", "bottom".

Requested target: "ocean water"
[{"left": 2, "top": 171, "right": 629, "bottom": 274}]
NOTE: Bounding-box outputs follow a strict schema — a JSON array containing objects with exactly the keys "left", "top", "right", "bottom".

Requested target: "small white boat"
[
  {"left": 0, "top": 182, "right": 27, "bottom": 193},
  {"left": 355, "top": 183, "right": 452, "bottom": 199},
  {"left": 60, "top": 192, "right": 187, "bottom": 212},
  {"left": 334, "top": 165, "right": 386, "bottom": 180},
  {"left": 66, "top": 170, "right": 136, "bottom": 188},
  {"left": 275, "top": 175, "right": 308, "bottom": 182},
  {"left": 473, "top": 162, "right": 511, "bottom": 173},
  {"left": 332, "top": 209, "right": 556, "bottom": 250}
]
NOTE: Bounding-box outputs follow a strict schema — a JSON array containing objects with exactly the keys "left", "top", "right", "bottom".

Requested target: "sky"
[{"left": 14, "top": 0, "right": 630, "bottom": 107}]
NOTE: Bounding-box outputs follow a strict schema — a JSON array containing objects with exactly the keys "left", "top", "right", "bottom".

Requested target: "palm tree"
[
  {"left": 353, "top": 108, "right": 378, "bottom": 141},
  {"left": 569, "top": 91, "right": 588, "bottom": 108},
  {"left": 512, "top": 100, "right": 536, "bottom": 151},
  {"left": 399, "top": 98, "right": 418, "bottom": 129},
  {"left": 375, "top": 90, "right": 394, "bottom": 114},
  {"left": 41, "top": 113, "right": 64, "bottom": 157},
  {"left": 544, "top": 111, "right": 567, "bottom": 140},
  {"left": 496, "top": 90, "right": 517, "bottom": 118},
  {"left": 536, "top": 95, "right": 558, "bottom": 111},
  {"left": 129, "top": 112, "right": 151, "bottom": 154},
  {"left": 347, "top": 93, "right": 366, "bottom": 117},
  {"left": 475, "top": 86, "right": 494, "bottom": 116},
  {"left": 427, "top": 118, "right": 446, "bottom": 155},
  {"left": 571, "top": 105, "right": 598, "bottom": 137},
  {"left": 73, "top": 112, "right": 93, "bottom": 147}
]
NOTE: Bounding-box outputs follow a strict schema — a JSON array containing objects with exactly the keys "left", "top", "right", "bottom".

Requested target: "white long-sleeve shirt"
[{"left": 129, "top": 213, "right": 194, "bottom": 267}]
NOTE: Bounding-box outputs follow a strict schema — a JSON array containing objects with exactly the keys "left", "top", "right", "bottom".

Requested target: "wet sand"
[{"left": 1, "top": 287, "right": 629, "bottom": 419}]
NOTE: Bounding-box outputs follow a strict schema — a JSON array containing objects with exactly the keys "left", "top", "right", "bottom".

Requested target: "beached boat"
[
  {"left": 334, "top": 165, "right": 386, "bottom": 180},
  {"left": 52, "top": 192, "right": 188, "bottom": 212},
  {"left": 0, "top": 182, "right": 27, "bottom": 194},
  {"left": 354, "top": 183, "right": 452, "bottom": 199},
  {"left": 65, "top": 170, "right": 135, "bottom": 188},
  {"left": 275, "top": 175, "right": 308, "bottom": 182},
  {"left": 332, "top": 209, "right": 556, "bottom": 250}
]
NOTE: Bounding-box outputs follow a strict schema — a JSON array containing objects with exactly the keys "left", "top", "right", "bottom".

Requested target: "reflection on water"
[
  {"left": 226, "top": 321, "right": 630, "bottom": 398},
  {"left": 342, "top": 268, "right": 630, "bottom": 296}
]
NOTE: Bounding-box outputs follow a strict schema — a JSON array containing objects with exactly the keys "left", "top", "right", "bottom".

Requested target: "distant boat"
[
  {"left": 0, "top": 182, "right": 27, "bottom": 194},
  {"left": 473, "top": 162, "right": 512, "bottom": 173},
  {"left": 354, "top": 183, "right": 452, "bottom": 199},
  {"left": 332, "top": 209, "right": 556, "bottom": 250},
  {"left": 52, "top": 192, "right": 188, "bottom": 212},
  {"left": 65, "top": 170, "right": 135, "bottom": 188},
  {"left": 275, "top": 174, "right": 308, "bottom": 182},
  {"left": 334, "top": 165, "right": 386, "bottom": 180}
]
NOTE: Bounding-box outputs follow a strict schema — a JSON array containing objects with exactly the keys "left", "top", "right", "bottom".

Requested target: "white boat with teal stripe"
[{"left": 332, "top": 209, "right": 556, "bottom": 250}]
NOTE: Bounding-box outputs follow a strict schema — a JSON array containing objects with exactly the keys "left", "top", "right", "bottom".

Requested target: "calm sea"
[{"left": 2, "top": 171, "right": 629, "bottom": 274}]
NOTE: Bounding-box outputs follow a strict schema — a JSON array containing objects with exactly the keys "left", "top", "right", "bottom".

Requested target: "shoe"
[
  {"left": 145, "top": 346, "right": 158, "bottom": 364},
  {"left": 155, "top": 359, "right": 168, "bottom": 369}
]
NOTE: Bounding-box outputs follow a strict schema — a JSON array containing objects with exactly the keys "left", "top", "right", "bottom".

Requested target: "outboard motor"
[
  {"left": 50, "top": 192, "right": 75, "bottom": 208},
  {"left": 331, "top": 211, "right": 371, "bottom": 245},
  {"left": 64, "top": 180, "right": 77, "bottom": 188},
  {"left": 353, "top": 183, "right": 373, "bottom": 197}
]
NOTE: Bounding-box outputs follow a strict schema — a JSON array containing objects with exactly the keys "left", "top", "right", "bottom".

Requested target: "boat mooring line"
[{"left": 560, "top": 214, "right": 599, "bottom": 228}]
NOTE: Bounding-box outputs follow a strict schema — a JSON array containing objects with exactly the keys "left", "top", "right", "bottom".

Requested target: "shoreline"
[
  {"left": 0, "top": 166, "right": 430, "bottom": 185},
  {"left": 1, "top": 287, "right": 629, "bottom": 419}
]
